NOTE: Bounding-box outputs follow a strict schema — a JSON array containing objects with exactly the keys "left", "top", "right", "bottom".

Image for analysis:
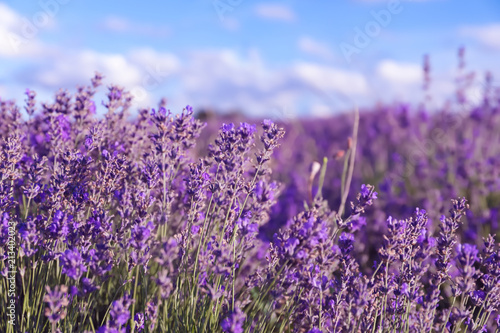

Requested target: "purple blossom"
[
  {"left": 110, "top": 293, "right": 134, "bottom": 326},
  {"left": 44, "top": 285, "right": 70, "bottom": 323},
  {"left": 60, "top": 248, "right": 87, "bottom": 280},
  {"left": 221, "top": 306, "right": 246, "bottom": 333},
  {"left": 338, "top": 232, "right": 355, "bottom": 256}
]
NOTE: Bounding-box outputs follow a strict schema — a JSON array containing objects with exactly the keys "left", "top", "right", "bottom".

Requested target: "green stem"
[
  {"left": 130, "top": 266, "right": 140, "bottom": 333},
  {"left": 441, "top": 296, "right": 456, "bottom": 333},
  {"left": 314, "top": 157, "right": 329, "bottom": 201},
  {"left": 339, "top": 107, "right": 359, "bottom": 218}
]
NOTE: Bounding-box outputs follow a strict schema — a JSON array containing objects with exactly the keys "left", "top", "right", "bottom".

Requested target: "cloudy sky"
[{"left": 0, "top": 0, "right": 499, "bottom": 118}]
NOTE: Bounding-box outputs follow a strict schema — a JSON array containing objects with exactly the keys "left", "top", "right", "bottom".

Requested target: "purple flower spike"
[
  {"left": 44, "top": 285, "right": 70, "bottom": 323},
  {"left": 221, "top": 306, "right": 246, "bottom": 333},
  {"left": 60, "top": 248, "right": 87, "bottom": 280},
  {"left": 110, "top": 293, "right": 134, "bottom": 326},
  {"left": 339, "top": 232, "right": 355, "bottom": 256}
]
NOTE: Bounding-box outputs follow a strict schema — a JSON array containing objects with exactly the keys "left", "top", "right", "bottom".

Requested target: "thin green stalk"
[
  {"left": 319, "top": 287, "right": 323, "bottom": 331},
  {"left": 340, "top": 149, "right": 351, "bottom": 204},
  {"left": 81, "top": 294, "right": 94, "bottom": 331},
  {"left": 24, "top": 196, "right": 31, "bottom": 220},
  {"left": 192, "top": 163, "right": 221, "bottom": 283},
  {"left": 477, "top": 310, "right": 490, "bottom": 329},
  {"left": 89, "top": 315, "right": 96, "bottom": 333},
  {"left": 232, "top": 239, "right": 236, "bottom": 312},
  {"left": 338, "top": 106, "right": 359, "bottom": 218},
  {"left": 380, "top": 259, "right": 390, "bottom": 331},
  {"left": 314, "top": 157, "right": 328, "bottom": 201},
  {"left": 441, "top": 296, "right": 456, "bottom": 333},
  {"left": 100, "top": 279, "right": 129, "bottom": 327}
]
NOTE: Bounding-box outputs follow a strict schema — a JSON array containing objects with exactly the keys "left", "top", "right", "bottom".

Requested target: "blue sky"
[{"left": 0, "top": 0, "right": 499, "bottom": 118}]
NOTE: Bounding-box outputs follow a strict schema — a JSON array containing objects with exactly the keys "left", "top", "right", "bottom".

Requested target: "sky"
[{"left": 0, "top": 0, "right": 499, "bottom": 119}]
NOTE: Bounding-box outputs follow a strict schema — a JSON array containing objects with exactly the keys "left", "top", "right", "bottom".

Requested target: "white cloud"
[
  {"left": 13, "top": 47, "right": 181, "bottom": 108},
  {"left": 293, "top": 62, "right": 369, "bottom": 96},
  {"left": 254, "top": 4, "right": 296, "bottom": 22},
  {"left": 376, "top": 60, "right": 421, "bottom": 84},
  {"left": 101, "top": 15, "right": 170, "bottom": 37},
  {"left": 32, "top": 51, "right": 142, "bottom": 88},
  {"left": 370, "top": 59, "right": 467, "bottom": 107},
  {"left": 129, "top": 48, "right": 181, "bottom": 74},
  {"left": 460, "top": 24, "right": 500, "bottom": 50},
  {"left": 164, "top": 49, "right": 370, "bottom": 116},
  {"left": 298, "top": 36, "right": 335, "bottom": 61},
  {"left": 0, "top": 3, "right": 19, "bottom": 28},
  {"left": 0, "top": 3, "right": 48, "bottom": 57},
  {"left": 2, "top": 30, "right": 372, "bottom": 117},
  {"left": 182, "top": 49, "right": 276, "bottom": 91},
  {"left": 180, "top": 49, "right": 281, "bottom": 102}
]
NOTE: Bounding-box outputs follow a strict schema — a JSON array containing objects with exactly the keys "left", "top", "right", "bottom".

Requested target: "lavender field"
[{"left": 0, "top": 64, "right": 499, "bottom": 333}]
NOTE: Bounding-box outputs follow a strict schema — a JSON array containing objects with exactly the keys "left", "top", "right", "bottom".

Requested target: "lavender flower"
[
  {"left": 110, "top": 293, "right": 134, "bottom": 327},
  {"left": 60, "top": 248, "right": 87, "bottom": 280},
  {"left": 221, "top": 306, "right": 246, "bottom": 333},
  {"left": 44, "top": 285, "right": 70, "bottom": 323}
]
